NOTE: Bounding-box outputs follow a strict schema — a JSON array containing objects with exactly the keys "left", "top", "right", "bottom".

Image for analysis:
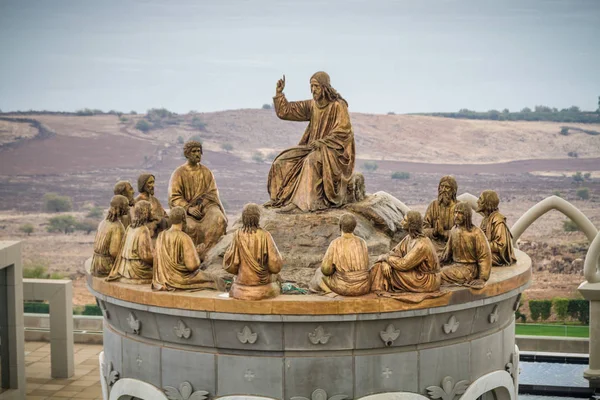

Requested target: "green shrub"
[
  {"left": 563, "top": 219, "right": 580, "bottom": 232},
  {"left": 75, "top": 219, "right": 98, "bottom": 234},
  {"left": 560, "top": 127, "right": 569, "bottom": 135},
  {"left": 86, "top": 206, "right": 104, "bottom": 219},
  {"left": 584, "top": 172, "right": 591, "bottom": 180},
  {"left": 553, "top": 297, "right": 569, "bottom": 321},
  {"left": 567, "top": 151, "right": 578, "bottom": 158},
  {"left": 387, "top": 111, "right": 395, "bottom": 115},
  {"left": 391, "top": 171, "right": 410, "bottom": 180},
  {"left": 572, "top": 172, "right": 584, "bottom": 183},
  {"left": 19, "top": 223, "right": 34, "bottom": 236},
  {"left": 262, "top": 103, "right": 272, "bottom": 110},
  {"left": 252, "top": 152, "right": 265, "bottom": 163},
  {"left": 23, "top": 262, "right": 49, "bottom": 278},
  {"left": 119, "top": 116, "right": 128, "bottom": 123},
  {"left": 576, "top": 187, "right": 590, "bottom": 200},
  {"left": 82, "top": 304, "right": 103, "bottom": 316},
  {"left": 47, "top": 215, "right": 77, "bottom": 234},
  {"left": 24, "top": 302, "right": 49, "bottom": 314},
  {"left": 221, "top": 143, "right": 233, "bottom": 152},
  {"left": 528, "top": 299, "right": 551, "bottom": 321},
  {"left": 191, "top": 116, "right": 206, "bottom": 131},
  {"left": 43, "top": 192, "right": 72, "bottom": 212},
  {"left": 135, "top": 119, "right": 151, "bottom": 132},
  {"left": 567, "top": 299, "right": 589, "bottom": 324},
  {"left": 363, "top": 161, "right": 378, "bottom": 172},
  {"left": 130, "top": 110, "right": 137, "bottom": 115}
]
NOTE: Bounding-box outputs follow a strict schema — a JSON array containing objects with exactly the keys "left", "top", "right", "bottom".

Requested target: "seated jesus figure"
[{"left": 152, "top": 207, "right": 218, "bottom": 291}]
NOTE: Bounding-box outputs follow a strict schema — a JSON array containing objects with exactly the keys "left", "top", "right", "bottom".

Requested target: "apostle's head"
[
  {"left": 114, "top": 181, "right": 135, "bottom": 206},
  {"left": 477, "top": 190, "right": 500, "bottom": 216},
  {"left": 454, "top": 201, "right": 474, "bottom": 231},
  {"left": 309, "top": 71, "right": 348, "bottom": 106},
  {"left": 183, "top": 141, "right": 203, "bottom": 165},
  {"left": 339, "top": 213, "right": 357, "bottom": 234},
  {"left": 241, "top": 203, "right": 261, "bottom": 233},
  {"left": 401, "top": 211, "right": 423, "bottom": 237},
  {"left": 107, "top": 195, "right": 130, "bottom": 222},
  {"left": 168, "top": 206, "right": 187, "bottom": 231},
  {"left": 437, "top": 175, "right": 457, "bottom": 206},
  {"left": 131, "top": 200, "right": 152, "bottom": 228},
  {"left": 138, "top": 173, "right": 155, "bottom": 196}
]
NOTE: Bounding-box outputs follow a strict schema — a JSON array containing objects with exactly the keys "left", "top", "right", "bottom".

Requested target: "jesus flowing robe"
[
  {"left": 223, "top": 228, "right": 283, "bottom": 300},
  {"left": 168, "top": 163, "right": 228, "bottom": 249},
  {"left": 91, "top": 220, "right": 125, "bottom": 277},
  {"left": 107, "top": 225, "right": 154, "bottom": 284},
  {"left": 310, "top": 233, "right": 371, "bottom": 296},
  {"left": 370, "top": 234, "right": 441, "bottom": 293},
  {"left": 152, "top": 229, "right": 215, "bottom": 291},
  {"left": 440, "top": 226, "right": 492, "bottom": 288},
  {"left": 423, "top": 199, "right": 456, "bottom": 254},
  {"left": 267, "top": 94, "right": 355, "bottom": 211},
  {"left": 481, "top": 211, "right": 516, "bottom": 266}
]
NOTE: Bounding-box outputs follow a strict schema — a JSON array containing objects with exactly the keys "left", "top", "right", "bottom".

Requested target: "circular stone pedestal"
[{"left": 88, "top": 250, "right": 531, "bottom": 400}]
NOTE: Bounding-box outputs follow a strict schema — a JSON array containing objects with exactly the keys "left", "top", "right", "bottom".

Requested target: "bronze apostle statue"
[
  {"left": 223, "top": 203, "right": 283, "bottom": 300},
  {"left": 90, "top": 195, "right": 129, "bottom": 277},
  {"left": 440, "top": 201, "right": 492, "bottom": 289},
  {"left": 168, "top": 141, "right": 228, "bottom": 252},
  {"left": 265, "top": 72, "right": 355, "bottom": 213},
  {"left": 424, "top": 176, "right": 458, "bottom": 254},
  {"left": 152, "top": 207, "right": 218, "bottom": 291},
  {"left": 136, "top": 173, "right": 168, "bottom": 238},
  {"left": 309, "top": 214, "right": 371, "bottom": 296},
  {"left": 370, "top": 211, "right": 441, "bottom": 294},
  {"left": 477, "top": 190, "right": 516, "bottom": 266},
  {"left": 107, "top": 200, "right": 154, "bottom": 284},
  {"left": 113, "top": 180, "right": 135, "bottom": 228}
]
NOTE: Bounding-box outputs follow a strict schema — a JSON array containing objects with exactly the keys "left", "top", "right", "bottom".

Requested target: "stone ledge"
[{"left": 88, "top": 249, "right": 531, "bottom": 315}]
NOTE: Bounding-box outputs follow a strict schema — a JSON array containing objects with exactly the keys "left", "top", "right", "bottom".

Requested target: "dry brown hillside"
[{"left": 1, "top": 111, "right": 599, "bottom": 177}]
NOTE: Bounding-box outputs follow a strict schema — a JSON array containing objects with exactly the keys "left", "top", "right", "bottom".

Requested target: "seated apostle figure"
[
  {"left": 440, "top": 201, "right": 492, "bottom": 289},
  {"left": 423, "top": 175, "right": 458, "bottom": 255},
  {"left": 107, "top": 200, "right": 154, "bottom": 284},
  {"left": 223, "top": 203, "right": 283, "bottom": 300},
  {"left": 309, "top": 213, "right": 371, "bottom": 296},
  {"left": 136, "top": 173, "right": 169, "bottom": 238},
  {"left": 370, "top": 211, "right": 441, "bottom": 293},
  {"left": 113, "top": 180, "right": 135, "bottom": 228},
  {"left": 152, "top": 207, "right": 218, "bottom": 291},
  {"left": 477, "top": 190, "right": 516, "bottom": 266},
  {"left": 91, "top": 195, "right": 129, "bottom": 277}
]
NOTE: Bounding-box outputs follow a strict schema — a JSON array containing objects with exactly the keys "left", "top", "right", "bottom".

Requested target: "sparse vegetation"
[
  {"left": 363, "top": 161, "right": 378, "bottom": 172},
  {"left": 75, "top": 219, "right": 98, "bottom": 235},
  {"left": 221, "top": 143, "right": 234, "bottom": 152},
  {"left": 86, "top": 206, "right": 104, "bottom": 219},
  {"left": 584, "top": 172, "right": 591, "bottom": 180},
  {"left": 119, "top": 116, "right": 128, "bottom": 123},
  {"left": 563, "top": 219, "right": 580, "bottom": 232},
  {"left": 130, "top": 110, "right": 137, "bottom": 115},
  {"left": 19, "top": 223, "right": 34, "bottom": 236},
  {"left": 43, "top": 192, "right": 72, "bottom": 213},
  {"left": 387, "top": 111, "right": 395, "bottom": 115},
  {"left": 262, "top": 104, "right": 272, "bottom": 110},
  {"left": 22, "top": 260, "right": 66, "bottom": 279},
  {"left": 576, "top": 187, "right": 590, "bottom": 200},
  {"left": 567, "top": 151, "right": 578, "bottom": 158},
  {"left": 252, "top": 151, "right": 265, "bottom": 163},
  {"left": 74, "top": 108, "right": 104, "bottom": 116},
  {"left": 135, "top": 119, "right": 151, "bottom": 133},
  {"left": 47, "top": 215, "right": 77, "bottom": 234},
  {"left": 190, "top": 116, "right": 207, "bottom": 131},
  {"left": 391, "top": 171, "right": 410, "bottom": 180},
  {"left": 560, "top": 127, "right": 569, "bottom": 136},
  {"left": 572, "top": 172, "right": 584, "bottom": 183}
]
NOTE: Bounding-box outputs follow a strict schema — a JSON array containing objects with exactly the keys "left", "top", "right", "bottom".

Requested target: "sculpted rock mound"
[{"left": 203, "top": 191, "right": 407, "bottom": 288}]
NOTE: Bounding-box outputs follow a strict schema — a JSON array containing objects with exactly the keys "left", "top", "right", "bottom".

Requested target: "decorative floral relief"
[
  {"left": 244, "top": 369, "right": 255, "bottom": 382},
  {"left": 506, "top": 352, "right": 518, "bottom": 378},
  {"left": 442, "top": 315, "right": 459, "bottom": 334},
  {"left": 308, "top": 326, "right": 331, "bottom": 345},
  {"left": 164, "top": 381, "right": 209, "bottom": 400},
  {"left": 174, "top": 319, "right": 191, "bottom": 339},
  {"left": 426, "top": 376, "right": 469, "bottom": 400},
  {"left": 102, "top": 360, "right": 120, "bottom": 392},
  {"left": 237, "top": 326, "right": 258, "bottom": 344},
  {"left": 291, "top": 388, "right": 348, "bottom": 400},
  {"left": 127, "top": 312, "right": 141, "bottom": 335},
  {"left": 379, "top": 324, "right": 400, "bottom": 346},
  {"left": 488, "top": 305, "right": 499, "bottom": 324}
]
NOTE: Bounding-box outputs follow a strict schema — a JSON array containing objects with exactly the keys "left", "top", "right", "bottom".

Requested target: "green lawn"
[{"left": 515, "top": 324, "right": 589, "bottom": 338}]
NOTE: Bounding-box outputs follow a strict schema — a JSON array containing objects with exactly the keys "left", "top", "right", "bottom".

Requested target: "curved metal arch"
[
  {"left": 510, "top": 195, "right": 599, "bottom": 282},
  {"left": 459, "top": 370, "right": 516, "bottom": 400}
]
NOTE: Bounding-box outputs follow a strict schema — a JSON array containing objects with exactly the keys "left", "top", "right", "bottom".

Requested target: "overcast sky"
[{"left": 1, "top": 0, "right": 599, "bottom": 114}]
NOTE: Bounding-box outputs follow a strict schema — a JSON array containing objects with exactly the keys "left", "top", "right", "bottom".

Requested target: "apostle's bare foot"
[{"left": 276, "top": 203, "right": 300, "bottom": 214}]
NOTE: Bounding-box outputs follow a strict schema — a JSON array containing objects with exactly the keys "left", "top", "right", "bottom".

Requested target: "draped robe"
[
  {"left": 135, "top": 192, "right": 167, "bottom": 238},
  {"left": 440, "top": 225, "right": 492, "bottom": 287},
  {"left": 310, "top": 233, "right": 370, "bottom": 296},
  {"left": 267, "top": 94, "right": 355, "bottom": 211},
  {"left": 370, "top": 234, "right": 441, "bottom": 293},
  {"left": 481, "top": 211, "right": 516, "bottom": 266},
  {"left": 107, "top": 225, "right": 154, "bottom": 283},
  {"left": 91, "top": 219, "right": 125, "bottom": 277},
  {"left": 152, "top": 229, "right": 215, "bottom": 291},
  {"left": 168, "top": 163, "right": 228, "bottom": 249},
  {"left": 223, "top": 228, "right": 283, "bottom": 300},
  {"left": 423, "top": 199, "right": 456, "bottom": 254}
]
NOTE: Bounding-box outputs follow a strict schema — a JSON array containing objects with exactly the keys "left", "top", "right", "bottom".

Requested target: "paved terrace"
[{"left": 20, "top": 342, "right": 102, "bottom": 400}]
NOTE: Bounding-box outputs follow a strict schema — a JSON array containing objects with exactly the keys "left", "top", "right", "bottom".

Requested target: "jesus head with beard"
[{"left": 437, "top": 175, "right": 457, "bottom": 207}]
